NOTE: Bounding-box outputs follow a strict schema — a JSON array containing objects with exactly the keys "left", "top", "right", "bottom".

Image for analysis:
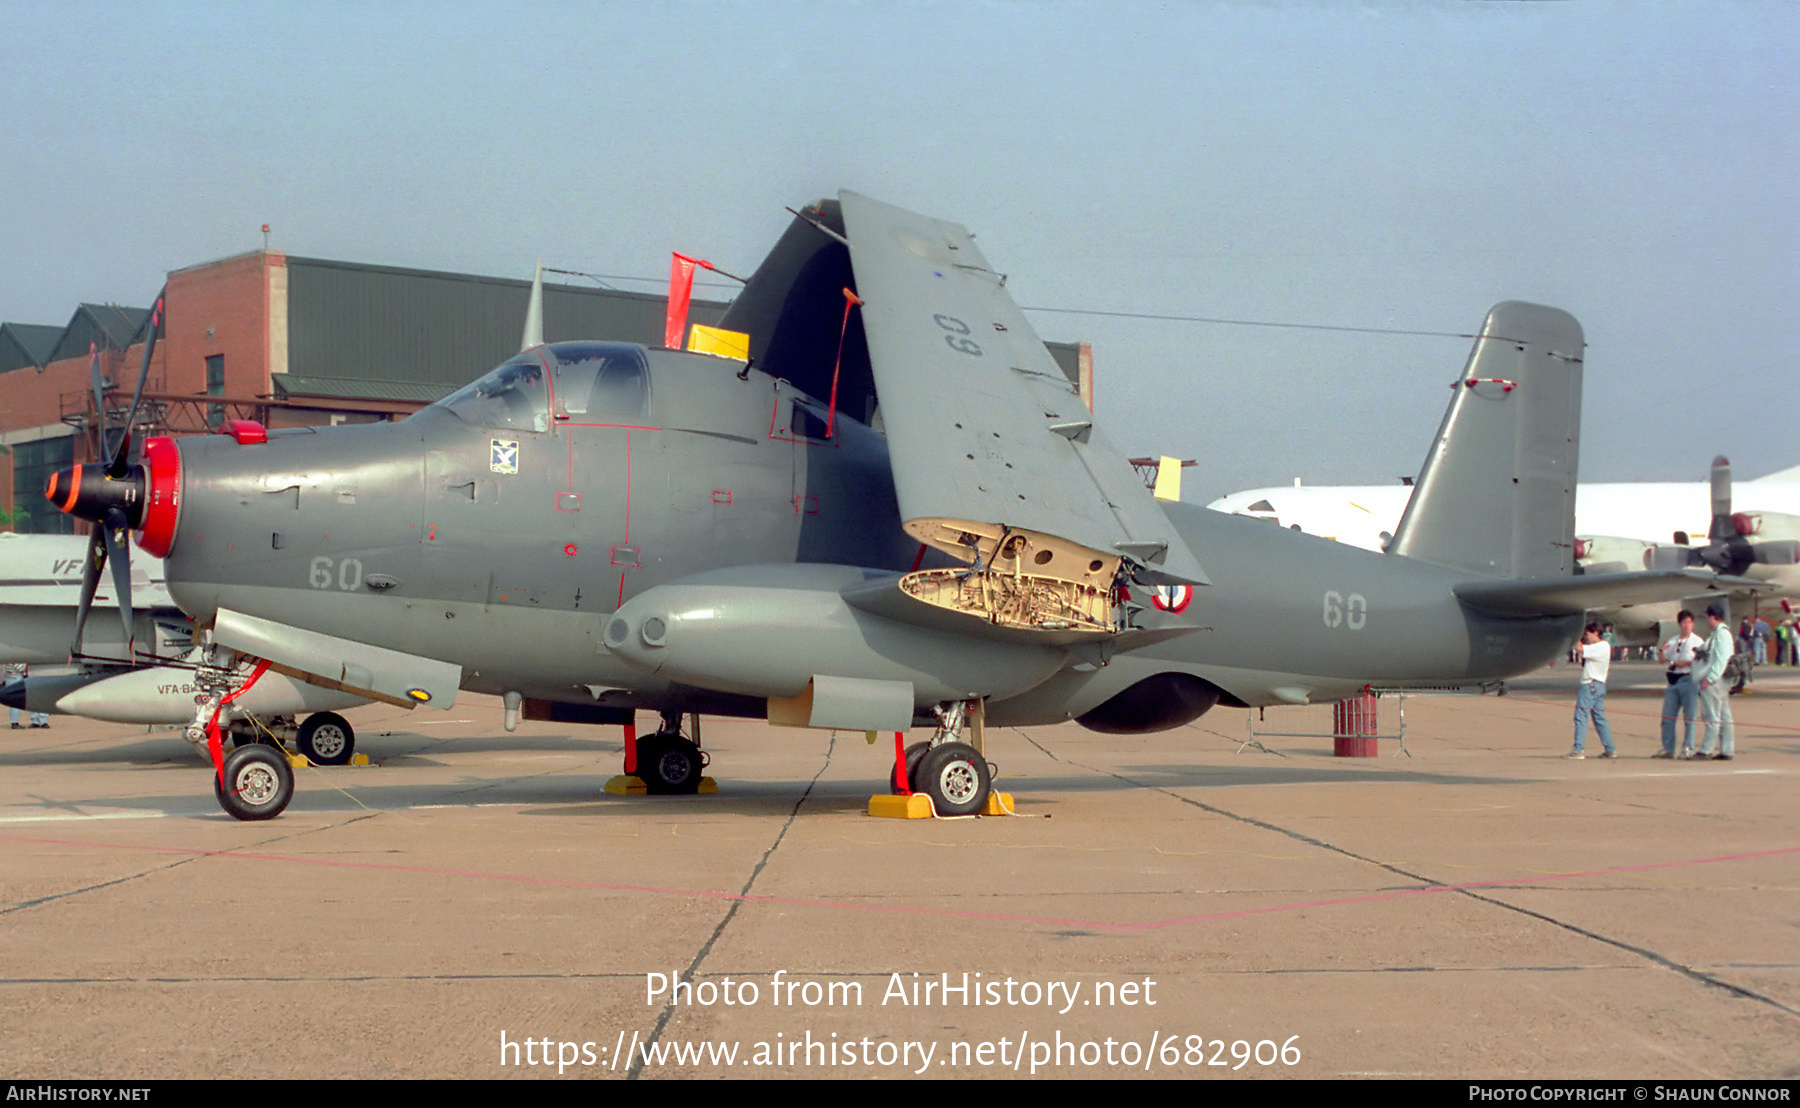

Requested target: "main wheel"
[
  {"left": 890, "top": 742, "right": 931, "bottom": 794},
  {"left": 638, "top": 733, "right": 705, "bottom": 795},
  {"left": 913, "top": 742, "right": 992, "bottom": 816},
  {"left": 213, "top": 743, "right": 294, "bottom": 821},
  {"left": 296, "top": 712, "right": 355, "bottom": 765}
]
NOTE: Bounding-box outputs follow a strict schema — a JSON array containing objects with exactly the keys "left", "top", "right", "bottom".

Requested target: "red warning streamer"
[
  {"left": 892, "top": 731, "right": 911, "bottom": 795},
  {"left": 664, "top": 253, "right": 714, "bottom": 350},
  {"left": 825, "top": 288, "right": 862, "bottom": 439},
  {"left": 206, "top": 660, "right": 272, "bottom": 784}
]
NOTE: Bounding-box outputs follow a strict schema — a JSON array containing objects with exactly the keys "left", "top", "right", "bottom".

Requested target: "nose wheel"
[{"left": 214, "top": 743, "right": 294, "bottom": 821}]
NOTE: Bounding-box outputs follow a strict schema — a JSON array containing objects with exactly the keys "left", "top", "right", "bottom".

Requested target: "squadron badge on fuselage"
[{"left": 490, "top": 439, "right": 519, "bottom": 475}]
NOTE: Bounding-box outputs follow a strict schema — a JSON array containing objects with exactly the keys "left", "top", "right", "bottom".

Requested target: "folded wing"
[{"left": 839, "top": 191, "right": 1205, "bottom": 635}]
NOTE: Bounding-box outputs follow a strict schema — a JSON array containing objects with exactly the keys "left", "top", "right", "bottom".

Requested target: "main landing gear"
[
  {"left": 607, "top": 711, "right": 714, "bottom": 795},
  {"left": 876, "top": 700, "right": 1009, "bottom": 818},
  {"left": 908, "top": 741, "right": 993, "bottom": 817}
]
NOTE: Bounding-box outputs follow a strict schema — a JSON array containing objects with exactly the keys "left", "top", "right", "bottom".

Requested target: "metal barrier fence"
[{"left": 1240, "top": 682, "right": 1507, "bottom": 758}]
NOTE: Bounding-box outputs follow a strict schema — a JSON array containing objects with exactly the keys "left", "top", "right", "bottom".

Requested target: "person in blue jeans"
[
  {"left": 1568, "top": 622, "right": 1616, "bottom": 759},
  {"left": 1656, "top": 610, "right": 1703, "bottom": 758},
  {"left": 1695, "top": 601, "right": 1737, "bottom": 760}
]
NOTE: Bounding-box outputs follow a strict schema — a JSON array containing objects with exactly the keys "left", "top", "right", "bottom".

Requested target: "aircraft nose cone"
[{"left": 45, "top": 463, "right": 147, "bottom": 527}]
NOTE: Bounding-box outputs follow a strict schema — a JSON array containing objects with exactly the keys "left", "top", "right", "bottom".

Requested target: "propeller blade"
[
  {"left": 88, "top": 343, "right": 110, "bottom": 462},
  {"left": 1708, "top": 454, "right": 1732, "bottom": 541},
  {"left": 110, "top": 295, "right": 164, "bottom": 478},
  {"left": 71, "top": 529, "right": 107, "bottom": 656},
  {"left": 1643, "top": 545, "right": 1692, "bottom": 572},
  {"left": 1750, "top": 540, "right": 1800, "bottom": 566},
  {"left": 101, "top": 509, "right": 136, "bottom": 659}
]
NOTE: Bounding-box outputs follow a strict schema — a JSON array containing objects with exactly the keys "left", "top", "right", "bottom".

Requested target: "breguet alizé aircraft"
[{"left": 43, "top": 191, "right": 1757, "bottom": 821}]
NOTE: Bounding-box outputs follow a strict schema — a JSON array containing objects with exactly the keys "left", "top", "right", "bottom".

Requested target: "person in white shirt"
[
  {"left": 1656, "top": 610, "right": 1704, "bottom": 759},
  {"left": 1568, "top": 621, "right": 1616, "bottom": 759},
  {"left": 1694, "top": 601, "right": 1737, "bottom": 760}
]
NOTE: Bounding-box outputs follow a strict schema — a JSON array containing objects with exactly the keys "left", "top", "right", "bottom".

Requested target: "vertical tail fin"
[{"left": 1389, "top": 301, "right": 1585, "bottom": 579}]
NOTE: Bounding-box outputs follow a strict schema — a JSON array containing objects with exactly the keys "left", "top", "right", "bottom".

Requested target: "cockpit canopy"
[{"left": 435, "top": 342, "right": 651, "bottom": 432}]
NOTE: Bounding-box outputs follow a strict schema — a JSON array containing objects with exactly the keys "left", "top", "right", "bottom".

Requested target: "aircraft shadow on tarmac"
[
  {"left": 1011, "top": 763, "right": 1533, "bottom": 791},
  {"left": 0, "top": 733, "right": 207, "bottom": 768},
  {"left": 374, "top": 760, "right": 1541, "bottom": 821},
  {"left": 4, "top": 759, "right": 1538, "bottom": 823},
  {"left": 0, "top": 727, "right": 627, "bottom": 770}
]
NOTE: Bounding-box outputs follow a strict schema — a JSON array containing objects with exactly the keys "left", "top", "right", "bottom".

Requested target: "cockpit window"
[
  {"left": 1247, "top": 499, "right": 1275, "bottom": 513},
  {"left": 439, "top": 354, "right": 550, "bottom": 432},
  {"left": 549, "top": 343, "right": 649, "bottom": 422}
]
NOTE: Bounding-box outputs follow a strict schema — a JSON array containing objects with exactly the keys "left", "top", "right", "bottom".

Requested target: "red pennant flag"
[{"left": 665, "top": 253, "right": 714, "bottom": 349}]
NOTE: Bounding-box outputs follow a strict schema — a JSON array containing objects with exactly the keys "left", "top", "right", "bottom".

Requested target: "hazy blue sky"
[{"left": 3, "top": 1, "right": 1793, "bottom": 500}]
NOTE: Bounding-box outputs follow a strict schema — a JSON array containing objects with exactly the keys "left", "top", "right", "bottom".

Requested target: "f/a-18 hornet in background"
[{"left": 44, "top": 191, "right": 1757, "bottom": 820}]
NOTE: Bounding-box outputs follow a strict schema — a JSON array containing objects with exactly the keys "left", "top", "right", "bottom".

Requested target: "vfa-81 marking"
[{"left": 46, "top": 192, "right": 1761, "bottom": 819}]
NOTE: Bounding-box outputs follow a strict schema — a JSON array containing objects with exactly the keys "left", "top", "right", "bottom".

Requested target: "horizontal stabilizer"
[{"left": 1454, "top": 569, "right": 1772, "bottom": 618}]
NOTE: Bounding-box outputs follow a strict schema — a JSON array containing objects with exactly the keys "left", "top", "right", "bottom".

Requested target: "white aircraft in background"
[
  {"left": 0, "top": 532, "right": 366, "bottom": 762},
  {"left": 1208, "top": 461, "right": 1800, "bottom": 641},
  {"left": 1208, "top": 463, "right": 1800, "bottom": 553},
  {"left": 0, "top": 531, "right": 183, "bottom": 663}
]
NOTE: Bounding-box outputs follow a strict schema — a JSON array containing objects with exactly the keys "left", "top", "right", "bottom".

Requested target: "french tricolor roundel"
[{"left": 1151, "top": 584, "right": 1192, "bottom": 613}]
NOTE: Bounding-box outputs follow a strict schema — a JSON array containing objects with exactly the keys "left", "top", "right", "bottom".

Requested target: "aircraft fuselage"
[{"left": 158, "top": 343, "right": 1576, "bottom": 728}]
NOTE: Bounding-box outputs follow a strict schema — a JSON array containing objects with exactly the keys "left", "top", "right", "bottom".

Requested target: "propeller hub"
[
  {"left": 44, "top": 436, "right": 181, "bottom": 557},
  {"left": 46, "top": 463, "right": 146, "bottom": 528}
]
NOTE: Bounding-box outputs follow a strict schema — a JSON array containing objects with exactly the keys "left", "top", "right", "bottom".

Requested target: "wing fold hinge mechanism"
[{"left": 900, "top": 519, "right": 1124, "bottom": 634}]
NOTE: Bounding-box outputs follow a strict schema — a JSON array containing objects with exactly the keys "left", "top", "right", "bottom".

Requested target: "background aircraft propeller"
[{"left": 1644, "top": 455, "right": 1800, "bottom": 576}]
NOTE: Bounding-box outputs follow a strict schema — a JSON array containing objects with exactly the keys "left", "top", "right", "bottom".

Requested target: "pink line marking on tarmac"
[{"left": 6, "top": 834, "right": 1797, "bottom": 934}]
